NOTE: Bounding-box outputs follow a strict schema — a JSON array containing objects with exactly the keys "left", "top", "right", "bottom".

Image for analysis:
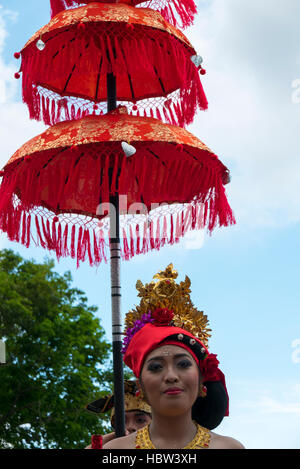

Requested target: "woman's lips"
[{"left": 164, "top": 388, "right": 183, "bottom": 395}]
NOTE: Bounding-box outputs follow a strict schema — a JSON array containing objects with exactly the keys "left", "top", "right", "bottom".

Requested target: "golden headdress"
[
  {"left": 123, "top": 263, "right": 211, "bottom": 349},
  {"left": 86, "top": 380, "right": 151, "bottom": 420}
]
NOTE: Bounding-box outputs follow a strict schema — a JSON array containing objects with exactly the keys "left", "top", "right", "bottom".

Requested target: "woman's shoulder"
[
  {"left": 209, "top": 431, "right": 245, "bottom": 449},
  {"left": 103, "top": 432, "right": 137, "bottom": 449}
]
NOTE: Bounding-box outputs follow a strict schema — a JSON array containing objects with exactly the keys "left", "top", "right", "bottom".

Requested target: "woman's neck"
[{"left": 148, "top": 411, "right": 197, "bottom": 449}]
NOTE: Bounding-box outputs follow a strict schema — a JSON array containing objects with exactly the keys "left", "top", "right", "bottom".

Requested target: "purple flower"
[{"left": 122, "top": 311, "right": 154, "bottom": 354}]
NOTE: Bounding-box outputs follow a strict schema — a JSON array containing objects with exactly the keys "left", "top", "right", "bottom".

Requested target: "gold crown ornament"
[
  {"left": 86, "top": 379, "right": 151, "bottom": 417},
  {"left": 123, "top": 264, "right": 211, "bottom": 350},
  {"left": 111, "top": 380, "right": 151, "bottom": 418},
  {"left": 110, "top": 394, "right": 151, "bottom": 421}
]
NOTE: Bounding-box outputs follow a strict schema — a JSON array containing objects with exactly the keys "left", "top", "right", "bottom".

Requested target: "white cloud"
[
  {"left": 0, "top": 11, "right": 17, "bottom": 105},
  {"left": 186, "top": 0, "right": 300, "bottom": 228},
  {"left": 0, "top": 8, "right": 46, "bottom": 250},
  {"left": 0, "top": 10, "right": 46, "bottom": 162},
  {"left": 182, "top": 229, "right": 205, "bottom": 250},
  {"left": 233, "top": 380, "right": 300, "bottom": 416},
  {"left": 217, "top": 380, "right": 300, "bottom": 448},
  {"left": 240, "top": 395, "right": 300, "bottom": 415},
  {"left": 0, "top": 102, "right": 46, "bottom": 168}
]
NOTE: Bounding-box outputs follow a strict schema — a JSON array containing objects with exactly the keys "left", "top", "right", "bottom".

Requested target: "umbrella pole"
[{"left": 107, "top": 72, "right": 125, "bottom": 438}]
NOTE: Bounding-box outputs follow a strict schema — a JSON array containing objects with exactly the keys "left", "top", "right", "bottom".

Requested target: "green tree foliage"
[{"left": 0, "top": 249, "right": 113, "bottom": 449}]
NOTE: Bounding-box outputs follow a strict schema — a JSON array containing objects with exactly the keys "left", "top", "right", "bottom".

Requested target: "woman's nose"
[{"left": 164, "top": 366, "right": 179, "bottom": 382}]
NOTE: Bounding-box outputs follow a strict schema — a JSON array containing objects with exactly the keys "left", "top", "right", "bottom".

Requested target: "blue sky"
[{"left": 0, "top": 0, "right": 300, "bottom": 449}]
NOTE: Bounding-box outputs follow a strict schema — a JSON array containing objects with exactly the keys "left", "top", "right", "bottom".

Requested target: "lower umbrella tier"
[
  {"left": 50, "top": 0, "right": 197, "bottom": 29},
  {"left": 18, "top": 3, "right": 207, "bottom": 127},
  {"left": 0, "top": 112, "right": 235, "bottom": 266}
]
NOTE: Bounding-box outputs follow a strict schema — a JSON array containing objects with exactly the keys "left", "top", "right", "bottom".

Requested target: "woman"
[
  {"left": 85, "top": 380, "right": 152, "bottom": 448},
  {"left": 104, "top": 264, "right": 244, "bottom": 450}
]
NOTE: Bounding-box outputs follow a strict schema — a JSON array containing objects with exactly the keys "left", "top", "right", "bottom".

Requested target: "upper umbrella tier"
[
  {"left": 17, "top": 3, "right": 207, "bottom": 128},
  {"left": 0, "top": 107, "right": 234, "bottom": 267},
  {"left": 50, "top": 0, "right": 198, "bottom": 29}
]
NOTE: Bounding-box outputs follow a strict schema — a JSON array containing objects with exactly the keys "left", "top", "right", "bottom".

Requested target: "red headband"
[
  {"left": 123, "top": 323, "right": 208, "bottom": 377},
  {"left": 155, "top": 340, "right": 200, "bottom": 367}
]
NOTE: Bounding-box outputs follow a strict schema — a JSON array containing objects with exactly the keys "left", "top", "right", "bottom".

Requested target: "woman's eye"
[
  {"left": 177, "top": 359, "right": 192, "bottom": 368},
  {"left": 147, "top": 361, "right": 163, "bottom": 372}
]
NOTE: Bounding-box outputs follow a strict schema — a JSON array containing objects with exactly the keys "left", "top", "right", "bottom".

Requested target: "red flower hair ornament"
[
  {"left": 199, "top": 353, "right": 220, "bottom": 382},
  {"left": 151, "top": 307, "right": 174, "bottom": 326}
]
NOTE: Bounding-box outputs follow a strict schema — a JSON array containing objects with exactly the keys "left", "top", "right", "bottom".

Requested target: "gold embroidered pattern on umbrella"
[
  {"left": 0, "top": 108, "right": 235, "bottom": 267},
  {"left": 15, "top": 3, "right": 207, "bottom": 128},
  {"left": 50, "top": 0, "right": 198, "bottom": 29}
]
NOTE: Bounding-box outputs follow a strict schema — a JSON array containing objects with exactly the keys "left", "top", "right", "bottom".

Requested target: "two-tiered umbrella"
[{"left": 3, "top": 0, "right": 235, "bottom": 437}]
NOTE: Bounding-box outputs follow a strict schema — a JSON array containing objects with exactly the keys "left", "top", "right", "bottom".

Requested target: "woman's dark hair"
[{"left": 192, "top": 381, "right": 228, "bottom": 430}]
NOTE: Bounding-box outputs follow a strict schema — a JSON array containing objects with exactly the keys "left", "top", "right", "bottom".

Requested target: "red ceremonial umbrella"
[
  {"left": 0, "top": 107, "right": 234, "bottom": 267},
  {"left": 14, "top": 2, "right": 207, "bottom": 128}
]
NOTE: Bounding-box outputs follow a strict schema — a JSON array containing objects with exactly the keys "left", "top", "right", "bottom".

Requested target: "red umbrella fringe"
[
  {"left": 23, "top": 90, "right": 190, "bottom": 128},
  {"left": 160, "top": 0, "right": 197, "bottom": 29},
  {"left": 0, "top": 159, "right": 235, "bottom": 267},
  {"left": 50, "top": 0, "right": 197, "bottom": 29},
  {"left": 0, "top": 202, "right": 234, "bottom": 268},
  {"left": 50, "top": 0, "right": 69, "bottom": 17},
  {"left": 20, "top": 26, "right": 207, "bottom": 127}
]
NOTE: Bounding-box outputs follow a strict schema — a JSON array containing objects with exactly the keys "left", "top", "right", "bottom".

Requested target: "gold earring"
[{"left": 199, "top": 384, "right": 207, "bottom": 398}]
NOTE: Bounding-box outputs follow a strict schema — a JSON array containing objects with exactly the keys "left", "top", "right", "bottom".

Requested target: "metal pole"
[
  {"left": 107, "top": 72, "right": 125, "bottom": 438},
  {"left": 0, "top": 340, "right": 6, "bottom": 365}
]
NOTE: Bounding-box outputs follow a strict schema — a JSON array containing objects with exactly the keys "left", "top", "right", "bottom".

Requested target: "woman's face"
[{"left": 139, "top": 344, "right": 201, "bottom": 418}]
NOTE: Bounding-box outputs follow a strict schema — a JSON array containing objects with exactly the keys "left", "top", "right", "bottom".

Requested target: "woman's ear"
[{"left": 198, "top": 374, "right": 204, "bottom": 397}]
